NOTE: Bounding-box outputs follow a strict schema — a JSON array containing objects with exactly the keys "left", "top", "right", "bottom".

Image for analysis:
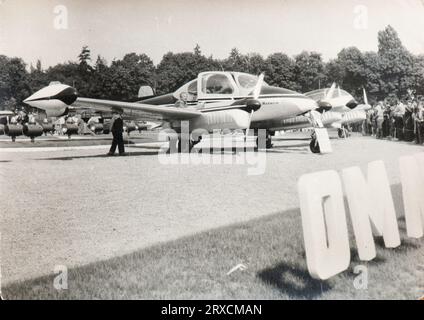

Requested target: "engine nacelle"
[
  {"left": 190, "top": 109, "right": 250, "bottom": 132},
  {"left": 41, "top": 123, "right": 55, "bottom": 134},
  {"left": 23, "top": 124, "right": 44, "bottom": 142},
  {"left": 341, "top": 110, "right": 366, "bottom": 125},
  {"left": 63, "top": 123, "right": 79, "bottom": 137}
]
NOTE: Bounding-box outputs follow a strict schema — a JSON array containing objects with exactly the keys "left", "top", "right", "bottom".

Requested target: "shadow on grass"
[
  {"left": 272, "top": 136, "right": 339, "bottom": 142},
  {"left": 257, "top": 262, "right": 332, "bottom": 299},
  {"left": 264, "top": 145, "right": 310, "bottom": 154},
  {"left": 34, "top": 150, "right": 160, "bottom": 160},
  {"left": 37, "top": 145, "right": 314, "bottom": 160},
  {"left": 349, "top": 248, "right": 387, "bottom": 265},
  {"left": 3, "top": 180, "right": 422, "bottom": 299}
]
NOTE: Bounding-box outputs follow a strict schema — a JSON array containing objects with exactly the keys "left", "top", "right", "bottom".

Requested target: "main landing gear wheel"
[
  {"left": 190, "top": 136, "right": 202, "bottom": 152},
  {"left": 338, "top": 128, "right": 348, "bottom": 138},
  {"left": 310, "top": 139, "right": 320, "bottom": 153},
  {"left": 265, "top": 130, "right": 274, "bottom": 149},
  {"left": 173, "top": 136, "right": 200, "bottom": 153},
  {"left": 254, "top": 130, "right": 273, "bottom": 150},
  {"left": 266, "top": 135, "right": 273, "bottom": 149},
  {"left": 176, "top": 137, "right": 189, "bottom": 153}
]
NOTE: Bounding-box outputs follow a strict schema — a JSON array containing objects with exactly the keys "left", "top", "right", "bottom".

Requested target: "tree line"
[{"left": 1, "top": 25, "right": 423, "bottom": 110}]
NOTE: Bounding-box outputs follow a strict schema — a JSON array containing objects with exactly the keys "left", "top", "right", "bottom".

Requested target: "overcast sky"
[{"left": 1, "top": 0, "right": 423, "bottom": 68}]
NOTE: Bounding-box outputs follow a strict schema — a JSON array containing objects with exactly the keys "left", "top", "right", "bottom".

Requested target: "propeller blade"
[
  {"left": 245, "top": 109, "right": 255, "bottom": 140},
  {"left": 252, "top": 73, "right": 265, "bottom": 100}
]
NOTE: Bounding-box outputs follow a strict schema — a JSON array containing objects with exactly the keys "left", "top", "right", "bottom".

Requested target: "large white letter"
[
  {"left": 399, "top": 153, "right": 424, "bottom": 238},
  {"left": 298, "top": 170, "right": 350, "bottom": 280},
  {"left": 342, "top": 161, "right": 400, "bottom": 261}
]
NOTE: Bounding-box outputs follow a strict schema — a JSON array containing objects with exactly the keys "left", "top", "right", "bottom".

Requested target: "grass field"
[
  {"left": 1, "top": 133, "right": 423, "bottom": 299},
  {"left": 3, "top": 194, "right": 423, "bottom": 300}
]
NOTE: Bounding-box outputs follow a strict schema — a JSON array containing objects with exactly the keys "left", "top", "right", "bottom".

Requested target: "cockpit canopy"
[
  {"left": 306, "top": 87, "right": 352, "bottom": 101},
  {"left": 174, "top": 72, "right": 269, "bottom": 101}
]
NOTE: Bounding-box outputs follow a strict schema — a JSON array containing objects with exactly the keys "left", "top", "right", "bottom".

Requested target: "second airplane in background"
[{"left": 22, "top": 71, "right": 324, "bottom": 152}]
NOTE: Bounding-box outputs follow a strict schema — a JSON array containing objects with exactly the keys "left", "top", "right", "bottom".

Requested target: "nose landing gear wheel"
[
  {"left": 174, "top": 137, "right": 197, "bottom": 153},
  {"left": 338, "top": 128, "right": 349, "bottom": 138},
  {"left": 310, "top": 136, "right": 321, "bottom": 153}
]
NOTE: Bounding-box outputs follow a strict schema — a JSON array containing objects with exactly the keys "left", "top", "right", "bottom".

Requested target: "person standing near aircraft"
[
  {"left": 375, "top": 101, "right": 385, "bottom": 138},
  {"left": 107, "top": 113, "right": 126, "bottom": 156},
  {"left": 413, "top": 98, "right": 424, "bottom": 144},
  {"left": 393, "top": 99, "right": 406, "bottom": 140},
  {"left": 174, "top": 92, "right": 188, "bottom": 108},
  {"left": 403, "top": 100, "right": 415, "bottom": 142}
]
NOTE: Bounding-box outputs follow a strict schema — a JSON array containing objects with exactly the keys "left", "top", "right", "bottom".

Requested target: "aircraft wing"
[
  {"left": 74, "top": 97, "right": 202, "bottom": 121},
  {"left": 73, "top": 98, "right": 254, "bottom": 121},
  {"left": 0, "top": 110, "right": 14, "bottom": 117}
]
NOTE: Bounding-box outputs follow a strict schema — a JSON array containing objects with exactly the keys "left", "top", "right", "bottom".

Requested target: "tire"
[
  {"left": 177, "top": 139, "right": 193, "bottom": 153},
  {"left": 310, "top": 138, "right": 320, "bottom": 153}
]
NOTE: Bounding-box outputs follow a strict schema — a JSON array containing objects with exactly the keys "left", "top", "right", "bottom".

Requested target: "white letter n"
[
  {"left": 400, "top": 153, "right": 424, "bottom": 238},
  {"left": 342, "top": 161, "right": 401, "bottom": 261}
]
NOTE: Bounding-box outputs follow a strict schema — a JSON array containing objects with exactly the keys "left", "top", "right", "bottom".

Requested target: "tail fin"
[
  {"left": 363, "top": 88, "right": 368, "bottom": 105},
  {"left": 325, "top": 83, "right": 336, "bottom": 100}
]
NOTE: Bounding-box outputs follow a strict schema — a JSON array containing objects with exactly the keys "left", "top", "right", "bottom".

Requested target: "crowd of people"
[{"left": 362, "top": 96, "right": 424, "bottom": 145}]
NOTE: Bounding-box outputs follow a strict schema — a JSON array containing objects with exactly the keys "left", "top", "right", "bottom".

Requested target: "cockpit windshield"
[
  {"left": 236, "top": 73, "right": 268, "bottom": 95},
  {"left": 237, "top": 74, "right": 260, "bottom": 89},
  {"left": 201, "top": 74, "right": 234, "bottom": 94}
]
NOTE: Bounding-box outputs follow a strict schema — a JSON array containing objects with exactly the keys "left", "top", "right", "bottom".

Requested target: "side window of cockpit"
[{"left": 201, "top": 74, "right": 234, "bottom": 95}]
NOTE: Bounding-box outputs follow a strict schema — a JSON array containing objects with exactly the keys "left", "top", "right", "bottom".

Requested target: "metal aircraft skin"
[
  {"left": 279, "top": 85, "right": 372, "bottom": 131},
  {"left": 22, "top": 71, "right": 320, "bottom": 149},
  {"left": 305, "top": 83, "right": 358, "bottom": 113}
]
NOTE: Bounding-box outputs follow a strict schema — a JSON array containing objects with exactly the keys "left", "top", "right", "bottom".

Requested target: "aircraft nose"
[{"left": 24, "top": 84, "right": 77, "bottom": 105}]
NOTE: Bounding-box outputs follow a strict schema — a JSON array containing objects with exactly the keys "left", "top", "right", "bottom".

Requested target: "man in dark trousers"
[{"left": 107, "top": 113, "right": 126, "bottom": 156}]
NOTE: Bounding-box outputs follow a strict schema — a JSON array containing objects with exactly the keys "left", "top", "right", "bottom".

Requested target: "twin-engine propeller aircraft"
[
  {"left": 22, "top": 71, "right": 321, "bottom": 151},
  {"left": 305, "top": 83, "right": 358, "bottom": 112}
]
